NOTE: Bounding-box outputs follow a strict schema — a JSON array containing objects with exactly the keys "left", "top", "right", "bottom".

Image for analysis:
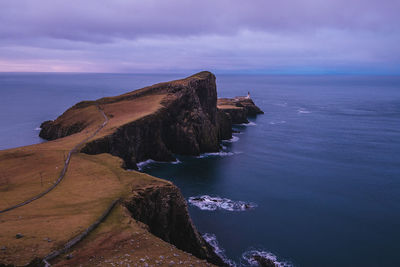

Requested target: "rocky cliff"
[
  {"left": 35, "top": 71, "right": 263, "bottom": 266},
  {"left": 124, "top": 183, "right": 226, "bottom": 266},
  {"left": 40, "top": 72, "right": 261, "bottom": 170}
]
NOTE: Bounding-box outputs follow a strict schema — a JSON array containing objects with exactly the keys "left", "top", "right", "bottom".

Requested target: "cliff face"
[
  {"left": 40, "top": 72, "right": 263, "bottom": 169},
  {"left": 80, "top": 72, "right": 223, "bottom": 169},
  {"left": 40, "top": 72, "right": 235, "bottom": 169},
  {"left": 35, "top": 72, "right": 263, "bottom": 266},
  {"left": 124, "top": 183, "right": 225, "bottom": 266},
  {"left": 39, "top": 120, "right": 85, "bottom": 140}
]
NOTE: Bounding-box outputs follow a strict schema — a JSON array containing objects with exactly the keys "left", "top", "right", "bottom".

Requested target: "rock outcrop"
[
  {"left": 39, "top": 120, "right": 85, "bottom": 140},
  {"left": 124, "top": 183, "right": 226, "bottom": 266},
  {"left": 218, "top": 97, "right": 264, "bottom": 124}
]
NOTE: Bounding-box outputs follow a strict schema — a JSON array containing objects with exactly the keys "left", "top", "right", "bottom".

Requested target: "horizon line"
[{"left": 0, "top": 71, "right": 399, "bottom": 76}]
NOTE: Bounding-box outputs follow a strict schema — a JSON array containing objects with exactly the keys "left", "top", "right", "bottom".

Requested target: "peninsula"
[{"left": 0, "top": 72, "right": 263, "bottom": 266}]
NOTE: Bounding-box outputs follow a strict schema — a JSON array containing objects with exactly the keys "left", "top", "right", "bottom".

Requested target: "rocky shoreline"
[{"left": 1, "top": 72, "right": 263, "bottom": 266}]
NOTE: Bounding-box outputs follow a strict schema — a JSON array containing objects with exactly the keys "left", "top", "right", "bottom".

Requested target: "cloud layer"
[{"left": 0, "top": 0, "right": 399, "bottom": 73}]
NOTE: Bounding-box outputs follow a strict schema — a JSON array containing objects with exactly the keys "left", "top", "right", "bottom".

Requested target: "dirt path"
[{"left": 0, "top": 105, "right": 108, "bottom": 214}]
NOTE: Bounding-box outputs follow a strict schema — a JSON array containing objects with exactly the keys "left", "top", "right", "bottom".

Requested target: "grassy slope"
[
  {"left": 0, "top": 77, "right": 216, "bottom": 266},
  {"left": 217, "top": 98, "right": 244, "bottom": 110}
]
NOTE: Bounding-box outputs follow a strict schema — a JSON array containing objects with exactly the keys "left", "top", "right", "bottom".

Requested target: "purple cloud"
[{"left": 0, "top": 0, "right": 399, "bottom": 73}]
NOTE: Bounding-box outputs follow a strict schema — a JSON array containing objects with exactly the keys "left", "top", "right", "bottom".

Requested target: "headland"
[{"left": 0, "top": 71, "right": 263, "bottom": 266}]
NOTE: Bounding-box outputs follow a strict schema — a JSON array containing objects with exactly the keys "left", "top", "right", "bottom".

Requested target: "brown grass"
[
  {"left": 217, "top": 98, "right": 242, "bottom": 110},
  {"left": 0, "top": 74, "right": 216, "bottom": 265},
  {"left": 52, "top": 205, "right": 214, "bottom": 267},
  {"left": 0, "top": 91, "right": 172, "bottom": 265}
]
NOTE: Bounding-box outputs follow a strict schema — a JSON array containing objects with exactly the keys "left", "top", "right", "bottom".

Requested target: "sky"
[{"left": 0, "top": 0, "right": 399, "bottom": 74}]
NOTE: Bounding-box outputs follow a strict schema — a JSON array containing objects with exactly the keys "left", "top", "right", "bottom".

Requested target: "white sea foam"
[
  {"left": 297, "top": 108, "right": 311, "bottom": 114},
  {"left": 136, "top": 158, "right": 182, "bottom": 170},
  {"left": 196, "top": 151, "right": 242, "bottom": 158},
  {"left": 136, "top": 159, "right": 155, "bottom": 171},
  {"left": 242, "top": 249, "right": 292, "bottom": 267},
  {"left": 171, "top": 159, "right": 181, "bottom": 164},
  {"left": 269, "top": 120, "right": 286, "bottom": 125},
  {"left": 188, "top": 195, "right": 257, "bottom": 211},
  {"left": 242, "top": 121, "right": 257, "bottom": 126},
  {"left": 203, "top": 233, "right": 237, "bottom": 267},
  {"left": 234, "top": 121, "right": 257, "bottom": 127},
  {"left": 224, "top": 136, "right": 240, "bottom": 143},
  {"left": 34, "top": 127, "right": 41, "bottom": 131}
]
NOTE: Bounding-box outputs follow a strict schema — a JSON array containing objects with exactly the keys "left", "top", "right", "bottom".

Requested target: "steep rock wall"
[
  {"left": 39, "top": 120, "right": 85, "bottom": 141},
  {"left": 124, "top": 183, "right": 226, "bottom": 266},
  {"left": 80, "top": 72, "right": 229, "bottom": 169}
]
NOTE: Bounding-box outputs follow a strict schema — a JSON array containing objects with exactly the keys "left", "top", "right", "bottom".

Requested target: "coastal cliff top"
[
  {"left": 39, "top": 71, "right": 217, "bottom": 143},
  {"left": 0, "top": 71, "right": 262, "bottom": 266},
  {"left": 0, "top": 72, "right": 221, "bottom": 266}
]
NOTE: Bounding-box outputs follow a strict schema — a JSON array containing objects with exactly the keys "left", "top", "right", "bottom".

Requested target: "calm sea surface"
[{"left": 1, "top": 73, "right": 400, "bottom": 266}]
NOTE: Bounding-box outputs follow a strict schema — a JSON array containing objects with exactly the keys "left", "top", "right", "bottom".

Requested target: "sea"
[{"left": 1, "top": 73, "right": 399, "bottom": 266}]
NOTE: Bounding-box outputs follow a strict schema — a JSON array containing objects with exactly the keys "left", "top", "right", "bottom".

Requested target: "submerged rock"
[{"left": 252, "top": 255, "right": 277, "bottom": 267}]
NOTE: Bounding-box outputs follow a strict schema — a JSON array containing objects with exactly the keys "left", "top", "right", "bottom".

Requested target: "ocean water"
[{"left": 1, "top": 73, "right": 400, "bottom": 266}]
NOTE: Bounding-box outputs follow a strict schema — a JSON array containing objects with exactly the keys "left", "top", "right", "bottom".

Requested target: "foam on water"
[
  {"left": 136, "top": 158, "right": 182, "bottom": 171},
  {"left": 238, "top": 121, "right": 257, "bottom": 126},
  {"left": 171, "top": 159, "right": 181, "bottom": 164},
  {"left": 242, "top": 249, "right": 293, "bottom": 267},
  {"left": 196, "top": 151, "right": 242, "bottom": 159},
  {"left": 269, "top": 120, "right": 286, "bottom": 125},
  {"left": 34, "top": 127, "right": 41, "bottom": 131},
  {"left": 188, "top": 195, "right": 257, "bottom": 211},
  {"left": 136, "top": 159, "right": 156, "bottom": 171},
  {"left": 203, "top": 233, "right": 237, "bottom": 267},
  {"left": 297, "top": 108, "right": 311, "bottom": 114},
  {"left": 223, "top": 136, "right": 240, "bottom": 143}
]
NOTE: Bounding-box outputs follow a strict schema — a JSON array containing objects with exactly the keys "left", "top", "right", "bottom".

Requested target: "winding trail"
[{"left": 0, "top": 105, "right": 108, "bottom": 214}]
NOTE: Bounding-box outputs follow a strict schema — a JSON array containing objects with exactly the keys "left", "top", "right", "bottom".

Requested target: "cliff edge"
[
  {"left": 1, "top": 72, "right": 262, "bottom": 266},
  {"left": 40, "top": 71, "right": 241, "bottom": 170}
]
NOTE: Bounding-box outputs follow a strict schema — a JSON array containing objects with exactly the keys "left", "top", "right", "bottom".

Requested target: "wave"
[
  {"left": 203, "top": 233, "right": 237, "bottom": 267},
  {"left": 34, "top": 127, "right": 41, "bottom": 131},
  {"left": 238, "top": 121, "right": 257, "bottom": 126},
  {"left": 196, "top": 151, "right": 242, "bottom": 159},
  {"left": 242, "top": 249, "right": 292, "bottom": 267},
  {"left": 223, "top": 136, "right": 240, "bottom": 143},
  {"left": 297, "top": 108, "right": 311, "bottom": 114},
  {"left": 135, "top": 158, "right": 182, "bottom": 171},
  {"left": 136, "top": 159, "right": 156, "bottom": 171},
  {"left": 269, "top": 120, "right": 286, "bottom": 125},
  {"left": 188, "top": 195, "right": 257, "bottom": 211},
  {"left": 171, "top": 159, "right": 181, "bottom": 164}
]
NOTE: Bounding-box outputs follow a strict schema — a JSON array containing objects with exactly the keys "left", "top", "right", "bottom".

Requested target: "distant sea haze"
[{"left": 1, "top": 73, "right": 400, "bottom": 266}]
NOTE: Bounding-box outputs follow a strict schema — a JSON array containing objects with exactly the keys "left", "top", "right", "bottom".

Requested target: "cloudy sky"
[{"left": 0, "top": 0, "right": 399, "bottom": 74}]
